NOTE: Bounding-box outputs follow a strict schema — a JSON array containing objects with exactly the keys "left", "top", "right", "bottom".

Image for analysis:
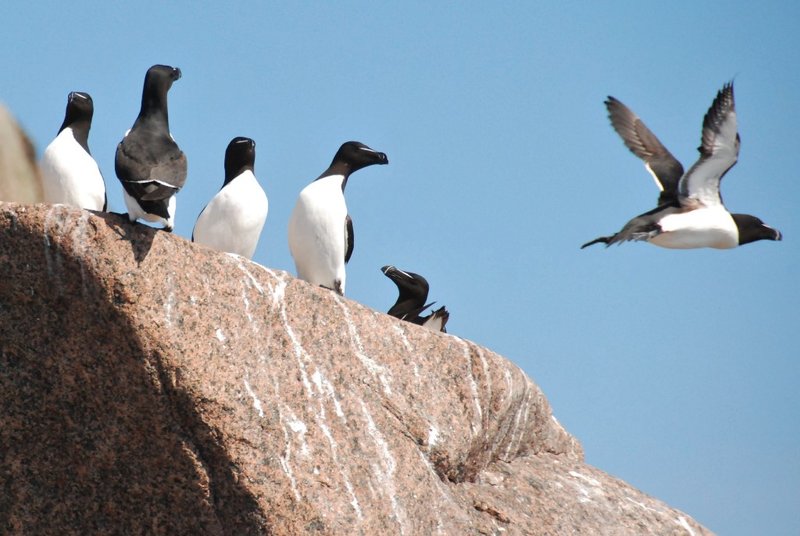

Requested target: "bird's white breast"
[
  {"left": 40, "top": 128, "right": 105, "bottom": 211},
  {"left": 193, "top": 171, "right": 269, "bottom": 259},
  {"left": 651, "top": 207, "right": 738, "bottom": 249},
  {"left": 288, "top": 175, "right": 348, "bottom": 291}
]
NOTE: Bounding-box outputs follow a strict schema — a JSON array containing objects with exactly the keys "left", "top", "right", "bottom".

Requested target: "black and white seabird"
[
  {"left": 287, "top": 141, "right": 388, "bottom": 295},
  {"left": 382, "top": 265, "right": 449, "bottom": 333},
  {"left": 582, "top": 82, "right": 781, "bottom": 249},
  {"left": 40, "top": 91, "right": 106, "bottom": 211},
  {"left": 115, "top": 64, "right": 186, "bottom": 231},
  {"left": 192, "top": 137, "right": 268, "bottom": 259}
]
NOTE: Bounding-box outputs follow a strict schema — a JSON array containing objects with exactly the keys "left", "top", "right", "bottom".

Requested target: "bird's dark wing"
[
  {"left": 344, "top": 214, "right": 354, "bottom": 264},
  {"left": 388, "top": 300, "right": 433, "bottom": 322},
  {"left": 606, "top": 96, "right": 684, "bottom": 204},
  {"left": 678, "top": 82, "right": 738, "bottom": 209},
  {"left": 115, "top": 129, "right": 187, "bottom": 199},
  {"left": 100, "top": 170, "right": 108, "bottom": 212}
]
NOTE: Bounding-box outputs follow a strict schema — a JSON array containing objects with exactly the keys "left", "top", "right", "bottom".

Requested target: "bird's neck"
[
  {"left": 60, "top": 122, "right": 91, "bottom": 154},
  {"left": 316, "top": 162, "right": 351, "bottom": 191},
  {"left": 137, "top": 91, "right": 170, "bottom": 130},
  {"left": 223, "top": 166, "right": 253, "bottom": 187}
]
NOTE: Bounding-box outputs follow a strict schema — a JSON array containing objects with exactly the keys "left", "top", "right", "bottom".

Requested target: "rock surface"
[
  {"left": 0, "top": 107, "right": 42, "bottom": 203},
  {"left": 0, "top": 202, "right": 713, "bottom": 535}
]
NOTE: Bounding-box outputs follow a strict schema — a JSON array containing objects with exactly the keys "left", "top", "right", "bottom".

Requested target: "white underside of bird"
[
  {"left": 193, "top": 170, "right": 268, "bottom": 259},
  {"left": 288, "top": 174, "right": 348, "bottom": 293},
  {"left": 650, "top": 206, "right": 738, "bottom": 249},
  {"left": 40, "top": 127, "right": 105, "bottom": 211},
  {"left": 422, "top": 313, "right": 446, "bottom": 332},
  {"left": 122, "top": 189, "right": 176, "bottom": 230}
]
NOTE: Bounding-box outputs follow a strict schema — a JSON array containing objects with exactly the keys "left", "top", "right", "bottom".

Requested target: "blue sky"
[{"left": 5, "top": 2, "right": 799, "bottom": 534}]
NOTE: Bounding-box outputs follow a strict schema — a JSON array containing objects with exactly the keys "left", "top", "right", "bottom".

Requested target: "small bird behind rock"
[
  {"left": 581, "top": 81, "right": 781, "bottom": 250},
  {"left": 382, "top": 265, "right": 449, "bottom": 333},
  {"left": 40, "top": 91, "right": 106, "bottom": 211},
  {"left": 288, "top": 141, "right": 388, "bottom": 295},
  {"left": 192, "top": 137, "right": 268, "bottom": 259},
  {"left": 115, "top": 64, "right": 186, "bottom": 231}
]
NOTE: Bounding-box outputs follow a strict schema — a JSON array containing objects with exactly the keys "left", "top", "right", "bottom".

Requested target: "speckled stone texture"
[{"left": 0, "top": 203, "right": 713, "bottom": 535}]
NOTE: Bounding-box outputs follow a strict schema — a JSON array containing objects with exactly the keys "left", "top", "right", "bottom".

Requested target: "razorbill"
[
  {"left": 115, "top": 64, "right": 186, "bottom": 231},
  {"left": 287, "top": 141, "right": 388, "bottom": 295},
  {"left": 582, "top": 82, "right": 781, "bottom": 249},
  {"left": 40, "top": 91, "right": 106, "bottom": 211},
  {"left": 192, "top": 137, "right": 268, "bottom": 259},
  {"left": 382, "top": 265, "right": 449, "bottom": 333}
]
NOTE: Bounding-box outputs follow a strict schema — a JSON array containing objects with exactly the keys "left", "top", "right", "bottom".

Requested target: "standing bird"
[
  {"left": 40, "top": 91, "right": 106, "bottom": 211},
  {"left": 288, "top": 141, "right": 388, "bottom": 295},
  {"left": 115, "top": 64, "right": 186, "bottom": 231},
  {"left": 582, "top": 82, "right": 781, "bottom": 249},
  {"left": 192, "top": 137, "right": 268, "bottom": 259},
  {"left": 381, "top": 265, "right": 449, "bottom": 332}
]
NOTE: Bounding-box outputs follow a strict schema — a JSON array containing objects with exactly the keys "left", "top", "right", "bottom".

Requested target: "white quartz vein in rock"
[
  {"left": 457, "top": 339, "right": 482, "bottom": 436},
  {"left": 677, "top": 516, "right": 697, "bottom": 536},
  {"left": 333, "top": 296, "right": 393, "bottom": 395},
  {"left": 359, "top": 399, "right": 406, "bottom": 534}
]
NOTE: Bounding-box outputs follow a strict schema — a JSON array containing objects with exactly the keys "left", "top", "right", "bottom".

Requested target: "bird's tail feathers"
[{"left": 580, "top": 236, "right": 612, "bottom": 249}]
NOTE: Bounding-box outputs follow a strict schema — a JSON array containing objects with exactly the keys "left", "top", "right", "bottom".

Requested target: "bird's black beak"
[
  {"left": 381, "top": 265, "right": 413, "bottom": 281},
  {"left": 770, "top": 226, "right": 782, "bottom": 241},
  {"left": 172, "top": 67, "right": 182, "bottom": 81},
  {"left": 361, "top": 145, "right": 388, "bottom": 165},
  {"left": 68, "top": 91, "right": 89, "bottom": 103}
]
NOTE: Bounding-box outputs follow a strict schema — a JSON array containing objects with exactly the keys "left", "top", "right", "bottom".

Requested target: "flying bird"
[
  {"left": 382, "top": 265, "right": 449, "bottom": 333},
  {"left": 40, "top": 91, "right": 106, "bottom": 211},
  {"left": 288, "top": 141, "right": 388, "bottom": 295},
  {"left": 192, "top": 137, "right": 268, "bottom": 259},
  {"left": 582, "top": 82, "right": 781, "bottom": 249},
  {"left": 115, "top": 64, "right": 186, "bottom": 231}
]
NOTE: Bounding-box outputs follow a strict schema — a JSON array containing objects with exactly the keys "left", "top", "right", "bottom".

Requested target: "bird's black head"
[
  {"left": 224, "top": 137, "right": 256, "bottom": 185},
  {"left": 732, "top": 213, "right": 782, "bottom": 245},
  {"left": 139, "top": 64, "right": 181, "bottom": 118},
  {"left": 145, "top": 64, "right": 182, "bottom": 87},
  {"left": 59, "top": 91, "right": 94, "bottom": 133},
  {"left": 332, "top": 141, "right": 388, "bottom": 173},
  {"left": 382, "top": 265, "right": 429, "bottom": 301}
]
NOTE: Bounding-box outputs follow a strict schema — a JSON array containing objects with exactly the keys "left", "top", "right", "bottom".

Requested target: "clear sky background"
[{"left": 4, "top": 2, "right": 798, "bottom": 534}]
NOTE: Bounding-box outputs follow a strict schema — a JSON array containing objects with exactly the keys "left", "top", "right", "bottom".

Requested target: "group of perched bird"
[
  {"left": 37, "top": 64, "right": 449, "bottom": 332},
  {"left": 37, "top": 65, "right": 781, "bottom": 336}
]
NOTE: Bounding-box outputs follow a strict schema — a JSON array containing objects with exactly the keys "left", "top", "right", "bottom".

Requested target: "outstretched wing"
[
  {"left": 678, "top": 82, "right": 738, "bottom": 208},
  {"left": 605, "top": 96, "right": 684, "bottom": 204}
]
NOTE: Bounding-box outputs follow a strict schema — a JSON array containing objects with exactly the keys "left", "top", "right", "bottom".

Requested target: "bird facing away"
[
  {"left": 115, "top": 64, "right": 187, "bottom": 231},
  {"left": 288, "top": 141, "right": 388, "bottom": 295},
  {"left": 581, "top": 82, "right": 781, "bottom": 249},
  {"left": 382, "top": 265, "right": 449, "bottom": 333},
  {"left": 40, "top": 91, "right": 106, "bottom": 211},
  {"left": 192, "top": 137, "right": 268, "bottom": 259}
]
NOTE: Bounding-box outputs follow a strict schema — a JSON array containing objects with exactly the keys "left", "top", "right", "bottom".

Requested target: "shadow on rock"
[
  {"left": 97, "top": 211, "right": 157, "bottom": 265},
  {"left": 0, "top": 233, "right": 270, "bottom": 535}
]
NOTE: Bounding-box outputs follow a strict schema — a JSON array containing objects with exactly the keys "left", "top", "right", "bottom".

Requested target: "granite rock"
[{"left": 0, "top": 202, "right": 712, "bottom": 535}]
